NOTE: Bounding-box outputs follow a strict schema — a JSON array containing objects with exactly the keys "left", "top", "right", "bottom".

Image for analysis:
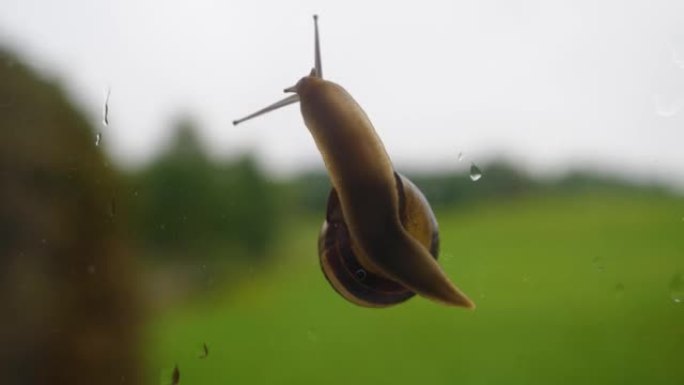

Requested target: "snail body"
[{"left": 234, "top": 16, "right": 474, "bottom": 309}]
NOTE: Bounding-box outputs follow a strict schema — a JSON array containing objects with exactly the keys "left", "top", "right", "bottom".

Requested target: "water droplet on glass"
[
  {"left": 198, "top": 342, "right": 209, "bottom": 358},
  {"left": 669, "top": 273, "right": 684, "bottom": 304},
  {"left": 457, "top": 152, "right": 464, "bottom": 162},
  {"left": 171, "top": 365, "right": 180, "bottom": 385},
  {"left": 87, "top": 265, "right": 96, "bottom": 274},
  {"left": 469, "top": 163, "right": 482, "bottom": 181},
  {"left": 103, "top": 87, "right": 111, "bottom": 126},
  {"left": 592, "top": 256, "right": 605, "bottom": 272},
  {"left": 355, "top": 269, "right": 367, "bottom": 281},
  {"left": 670, "top": 38, "right": 684, "bottom": 69},
  {"left": 306, "top": 330, "right": 318, "bottom": 342},
  {"left": 653, "top": 94, "right": 684, "bottom": 117},
  {"left": 95, "top": 132, "right": 101, "bottom": 146}
]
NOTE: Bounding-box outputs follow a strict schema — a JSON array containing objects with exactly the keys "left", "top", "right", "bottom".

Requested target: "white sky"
[{"left": 1, "top": 0, "right": 684, "bottom": 187}]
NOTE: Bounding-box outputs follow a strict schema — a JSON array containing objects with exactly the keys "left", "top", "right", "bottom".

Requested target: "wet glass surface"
[{"left": 1, "top": 2, "right": 683, "bottom": 385}]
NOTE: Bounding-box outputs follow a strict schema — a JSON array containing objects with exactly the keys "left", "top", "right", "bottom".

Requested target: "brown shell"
[{"left": 318, "top": 172, "right": 439, "bottom": 307}]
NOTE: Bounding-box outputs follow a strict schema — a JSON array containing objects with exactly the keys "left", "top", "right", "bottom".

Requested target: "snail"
[{"left": 234, "top": 16, "right": 474, "bottom": 309}]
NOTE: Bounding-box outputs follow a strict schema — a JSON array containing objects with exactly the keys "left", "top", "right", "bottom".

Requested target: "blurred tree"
[
  {"left": 127, "top": 119, "right": 278, "bottom": 262},
  {"left": 0, "top": 50, "right": 141, "bottom": 385},
  {"left": 285, "top": 171, "right": 332, "bottom": 213}
]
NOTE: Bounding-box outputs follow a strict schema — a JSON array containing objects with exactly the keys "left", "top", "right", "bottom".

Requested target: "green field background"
[
  {"left": 147, "top": 192, "right": 684, "bottom": 385},
  {"left": 4, "top": 42, "right": 683, "bottom": 385}
]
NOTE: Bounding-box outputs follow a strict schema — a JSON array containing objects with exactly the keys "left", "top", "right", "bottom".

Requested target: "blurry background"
[{"left": 0, "top": 0, "right": 683, "bottom": 384}]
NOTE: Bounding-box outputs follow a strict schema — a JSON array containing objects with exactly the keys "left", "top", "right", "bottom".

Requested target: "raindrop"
[
  {"left": 306, "top": 330, "right": 318, "bottom": 342},
  {"left": 170, "top": 365, "right": 180, "bottom": 385},
  {"left": 653, "top": 94, "right": 684, "bottom": 117},
  {"left": 102, "top": 87, "right": 111, "bottom": 126},
  {"left": 95, "top": 132, "right": 102, "bottom": 146},
  {"left": 469, "top": 163, "right": 482, "bottom": 181},
  {"left": 87, "top": 265, "right": 96, "bottom": 275},
  {"left": 592, "top": 256, "right": 605, "bottom": 272},
  {"left": 198, "top": 342, "right": 209, "bottom": 358},
  {"left": 457, "top": 152, "right": 464, "bottom": 162},
  {"left": 670, "top": 38, "right": 684, "bottom": 69},
  {"left": 669, "top": 273, "right": 684, "bottom": 304},
  {"left": 355, "top": 269, "right": 367, "bottom": 281}
]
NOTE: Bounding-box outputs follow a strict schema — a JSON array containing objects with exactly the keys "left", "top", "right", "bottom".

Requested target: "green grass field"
[{"left": 147, "top": 192, "right": 684, "bottom": 385}]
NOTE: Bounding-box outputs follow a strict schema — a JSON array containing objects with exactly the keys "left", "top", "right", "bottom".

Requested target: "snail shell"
[{"left": 319, "top": 172, "right": 439, "bottom": 307}]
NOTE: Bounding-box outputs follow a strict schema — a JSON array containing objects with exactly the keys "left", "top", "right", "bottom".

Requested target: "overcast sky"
[{"left": 1, "top": 0, "right": 684, "bottom": 187}]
